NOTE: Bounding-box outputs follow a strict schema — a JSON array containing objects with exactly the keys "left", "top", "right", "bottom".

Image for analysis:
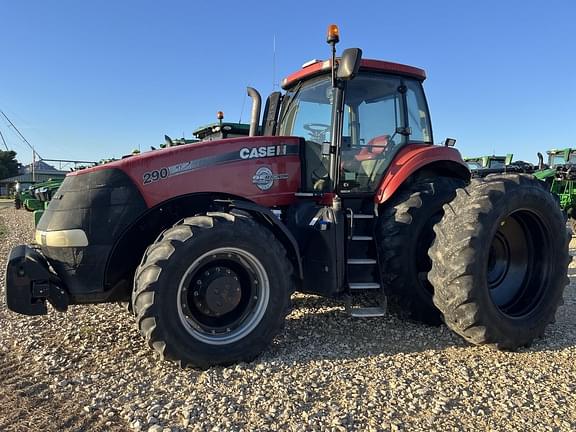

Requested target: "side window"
[
  {"left": 356, "top": 97, "right": 400, "bottom": 145},
  {"left": 405, "top": 81, "right": 432, "bottom": 143}
]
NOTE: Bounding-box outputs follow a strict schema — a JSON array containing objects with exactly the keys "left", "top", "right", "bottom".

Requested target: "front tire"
[
  {"left": 132, "top": 212, "right": 293, "bottom": 368},
  {"left": 429, "top": 174, "right": 570, "bottom": 349}
]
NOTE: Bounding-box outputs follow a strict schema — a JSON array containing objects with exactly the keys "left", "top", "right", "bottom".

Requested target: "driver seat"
[{"left": 356, "top": 135, "right": 390, "bottom": 183}]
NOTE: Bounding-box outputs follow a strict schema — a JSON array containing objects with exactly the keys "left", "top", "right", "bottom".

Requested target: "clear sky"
[{"left": 1, "top": 0, "right": 574, "bottom": 165}]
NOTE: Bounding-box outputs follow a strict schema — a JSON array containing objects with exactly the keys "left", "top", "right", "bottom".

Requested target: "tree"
[{"left": 0, "top": 150, "right": 20, "bottom": 180}]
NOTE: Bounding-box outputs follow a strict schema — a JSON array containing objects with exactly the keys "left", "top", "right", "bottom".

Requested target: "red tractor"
[{"left": 6, "top": 26, "right": 569, "bottom": 368}]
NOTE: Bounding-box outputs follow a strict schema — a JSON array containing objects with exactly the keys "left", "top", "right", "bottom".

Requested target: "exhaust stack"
[
  {"left": 537, "top": 152, "right": 544, "bottom": 169},
  {"left": 247, "top": 87, "right": 262, "bottom": 137}
]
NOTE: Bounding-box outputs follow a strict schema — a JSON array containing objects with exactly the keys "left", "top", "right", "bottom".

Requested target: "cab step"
[
  {"left": 348, "top": 306, "right": 387, "bottom": 318},
  {"left": 348, "top": 282, "right": 380, "bottom": 290},
  {"left": 347, "top": 258, "right": 377, "bottom": 265},
  {"left": 351, "top": 235, "right": 373, "bottom": 241},
  {"left": 346, "top": 213, "right": 374, "bottom": 219},
  {"left": 343, "top": 203, "right": 386, "bottom": 318}
]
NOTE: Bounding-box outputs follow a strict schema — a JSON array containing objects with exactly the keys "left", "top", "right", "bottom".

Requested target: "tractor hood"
[{"left": 68, "top": 136, "right": 303, "bottom": 208}]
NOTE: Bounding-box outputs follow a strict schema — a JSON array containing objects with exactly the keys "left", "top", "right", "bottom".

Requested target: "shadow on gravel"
[
  {"left": 270, "top": 294, "right": 465, "bottom": 363},
  {"left": 268, "top": 289, "right": 576, "bottom": 364}
]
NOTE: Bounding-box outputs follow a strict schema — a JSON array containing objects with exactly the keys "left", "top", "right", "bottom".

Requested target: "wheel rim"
[
  {"left": 177, "top": 247, "right": 269, "bottom": 345},
  {"left": 487, "top": 210, "right": 550, "bottom": 317}
]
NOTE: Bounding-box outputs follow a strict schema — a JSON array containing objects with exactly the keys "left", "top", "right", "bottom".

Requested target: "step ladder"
[{"left": 344, "top": 209, "right": 387, "bottom": 317}]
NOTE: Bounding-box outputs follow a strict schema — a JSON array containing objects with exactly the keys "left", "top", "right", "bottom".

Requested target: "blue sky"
[{"left": 1, "top": 0, "right": 574, "bottom": 165}]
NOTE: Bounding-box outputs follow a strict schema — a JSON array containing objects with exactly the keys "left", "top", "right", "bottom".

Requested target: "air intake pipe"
[{"left": 247, "top": 87, "right": 261, "bottom": 137}]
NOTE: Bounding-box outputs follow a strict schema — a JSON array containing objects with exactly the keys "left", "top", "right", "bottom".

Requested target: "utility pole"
[{"left": 0, "top": 128, "right": 8, "bottom": 151}]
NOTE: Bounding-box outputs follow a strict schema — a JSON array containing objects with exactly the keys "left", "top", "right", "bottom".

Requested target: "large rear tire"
[
  {"left": 429, "top": 174, "right": 570, "bottom": 349},
  {"left": 132, "top": 212, "right": 293, "bottom": 368},
  {"left": 377, "top": 177, "right": 465, "bottom": 325}
]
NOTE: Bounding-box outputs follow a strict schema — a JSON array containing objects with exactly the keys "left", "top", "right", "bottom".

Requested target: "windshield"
[
  {"left": 466, "top": 161, "right": 483, "bottom": 170},
  {"left": 488, "top": 159, "right": 506, "bottom": 169},
  {"left": 550, "top": 154, "right": 566, "bottom": 167}
]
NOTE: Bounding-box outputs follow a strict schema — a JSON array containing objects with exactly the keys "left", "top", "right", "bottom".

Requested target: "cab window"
[{"left": 405, "top": 80, "right": 432, "bottom": 143}]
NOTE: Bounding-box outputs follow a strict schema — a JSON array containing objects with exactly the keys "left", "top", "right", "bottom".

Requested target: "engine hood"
[{"left": 70, "top": 136, "right": 303, "bottom": 208}]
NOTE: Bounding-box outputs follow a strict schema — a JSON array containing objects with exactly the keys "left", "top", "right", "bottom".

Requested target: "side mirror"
[{"left": 337, "top": 48, "right": 362, "bottom": 81}]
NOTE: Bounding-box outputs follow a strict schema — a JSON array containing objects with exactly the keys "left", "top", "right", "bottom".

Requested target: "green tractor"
[
  {"left": 32, "top": 178, "right": 64, "bottom": 202},
  {"left": 17, "top": 187, "right": 43, "bottom": 212},
  {"left": 16, "top": 179, "right": 65, "bottom": 226},
  {"left": 534, "top": 148, "right": 576, "bottom": 230},
  {"left": 31, "top": 178, "right": 65, "bottom": 225},
  {"left": 192, "top": 122, "right": 250, "bottom": 141}
]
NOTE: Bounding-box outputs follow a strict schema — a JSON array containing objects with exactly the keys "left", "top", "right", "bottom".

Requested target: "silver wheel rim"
[{"left": 176, "top": 247, "right": 270, "bottom": 345}]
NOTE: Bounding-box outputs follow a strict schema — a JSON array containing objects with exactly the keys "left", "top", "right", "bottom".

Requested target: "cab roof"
[{"left": 281, "top": 58, "right": 426, "bottom": 90}]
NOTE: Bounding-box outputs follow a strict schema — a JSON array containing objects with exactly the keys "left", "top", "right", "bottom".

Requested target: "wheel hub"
[
  {"left": 191, "top": 267, "right": 242, "bottom": 317},
  {"left": 487, "top": 233, "right": 510, "bottom": 287}
]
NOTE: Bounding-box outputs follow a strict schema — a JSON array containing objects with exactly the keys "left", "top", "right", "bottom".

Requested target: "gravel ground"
[{"left": 0, "top": 207, "right": 575, "bottom": 431}]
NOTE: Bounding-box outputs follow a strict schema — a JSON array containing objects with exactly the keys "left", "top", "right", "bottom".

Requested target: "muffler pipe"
[{"left": 247, "top": 87, "right": 261, "bottom": 137}]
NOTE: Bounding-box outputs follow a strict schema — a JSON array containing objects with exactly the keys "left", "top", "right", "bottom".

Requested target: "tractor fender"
[
  {"left": 375, "top": 144, "right": 470, "bottom": 204},
  {"left": 224, "top": 199, "right": 304, "bottom": 280}
]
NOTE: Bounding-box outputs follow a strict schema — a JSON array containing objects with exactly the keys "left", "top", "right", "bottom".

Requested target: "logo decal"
[
  {"left": 240, "top": 145, "right": 287, "bottom": 160},
  {"left": 141, "top": 143, "right": 298, "bottom": 186},
  {"left": 252, "top": 167, "right": 288, "bottom": 191}
]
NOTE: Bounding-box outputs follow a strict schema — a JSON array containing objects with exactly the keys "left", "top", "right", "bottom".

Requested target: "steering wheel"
[{"left": 303, "top": 123, "right": 331, "bottom": 142}]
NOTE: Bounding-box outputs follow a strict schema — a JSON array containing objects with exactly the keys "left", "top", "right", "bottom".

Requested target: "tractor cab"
[
  {"left": 277, "top": 63, "right": 433, "bottom": 193},
  {"left": 243, "top": 25, "right": 467, "bottom": 203},
  {"left": 548, "top": 148, "right": 576, "bottom": 167}
]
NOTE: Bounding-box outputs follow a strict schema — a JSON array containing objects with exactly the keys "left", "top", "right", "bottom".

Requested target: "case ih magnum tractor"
[{"left": 6, "top": 26, "right": 569, "bottom": 368}]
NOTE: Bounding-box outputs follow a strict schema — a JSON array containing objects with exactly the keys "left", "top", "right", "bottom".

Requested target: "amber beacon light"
[{"left": 326, "top": 24, "right": 340, "bottom": 44}]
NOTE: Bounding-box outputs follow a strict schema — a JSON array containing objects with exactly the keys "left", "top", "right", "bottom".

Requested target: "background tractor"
[
  {"left": 5, "top": 26, "right": 570, "bottom": 368},
  {"left": 464, "top": 154, "right": 513, "bottom": 170},
  {"left": 16, "top": 185, "right": 43, "bottom": 212},
  {"left": 465, "top": 153, "right": 536, "bottom": 178},
  {"left": 534, "top": 148, "right": 576, "bottom": 229}
]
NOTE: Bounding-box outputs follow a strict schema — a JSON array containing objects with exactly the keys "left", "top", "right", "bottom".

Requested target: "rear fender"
[{"left": 375, "top": 144, "right": 470, "bottom": 204}]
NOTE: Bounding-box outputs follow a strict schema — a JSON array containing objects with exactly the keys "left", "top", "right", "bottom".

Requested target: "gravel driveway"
[{"left": 1, "top": 207, "right": 575, "bottom": 431}]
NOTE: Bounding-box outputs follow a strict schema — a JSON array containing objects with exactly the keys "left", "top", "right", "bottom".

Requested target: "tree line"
[{"left": 0, "top": 150, "right": 20, "bottom": 180}]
